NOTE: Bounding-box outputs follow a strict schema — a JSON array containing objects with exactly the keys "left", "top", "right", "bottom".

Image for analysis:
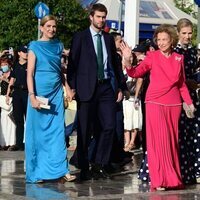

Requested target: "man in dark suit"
[{"left": 67, "top": 3, "right": 123, "bottom": 180}]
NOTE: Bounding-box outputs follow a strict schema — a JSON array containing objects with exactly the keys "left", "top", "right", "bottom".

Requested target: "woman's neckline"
[
  {"left": 160, "top": 50, "right": 172, "bottom": 58},
  {"left": 37, "top": 38, "right": 56, "bottom": 42}
]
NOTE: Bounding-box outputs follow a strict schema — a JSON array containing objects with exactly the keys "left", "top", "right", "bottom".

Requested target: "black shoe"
[
  {"left": 7, "top": 145, "right": 19, "bottom": 151},
  {"left": 123, "top": 151, "right": 134, "bottom": 158},
  {"left": 2, "top": 145, "right": 10, "bottom": 151},
  {"left": 105, "top": 163, "right": 123, "bottom": 174},
  {"left": 91, "top": 165, "right": 111, "bottom": 179},
  {"left": 119, "top": 157, "right": 133, "bottom": 167},
  {"left": 80, "top": 169, "right": 92, "bottom": 181}
]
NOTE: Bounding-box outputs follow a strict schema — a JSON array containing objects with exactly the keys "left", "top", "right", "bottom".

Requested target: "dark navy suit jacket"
[{"left": 67, "top": 28, "right": 123, "bottom": 101}]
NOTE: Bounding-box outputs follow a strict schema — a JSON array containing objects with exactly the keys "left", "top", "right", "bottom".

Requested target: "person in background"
[
  {"left": 174, "top": 18, "right": 200, "bottom": 184},
  {"left": 67, "top": 3, "right": 123, "bottom": 181},
  {"left": 120, "top": 24, "right": 195, "bottom": 191},
  {"left": 107, "top": 31, "right": 133, "bottom": 170},
  {"left": 145, "top": 39, "right": 158, "bottom": 52},
  {"left": 25, "top": 15, "right": 76, "bottom": 183},
  {"left": 123, "top": 44, "right": 144, "bottom": 152},
  {"left": 62, "top": 52, "right": 78, "bottom": 149},
  {"left": 0, "top": 57, "right": 16, "bottom": 150},
  {"left": 6, "top": 45, "right": 28, "bottom": 151},
  {"left": 197, "top": 43, "right": 200, "bottom": 64}
]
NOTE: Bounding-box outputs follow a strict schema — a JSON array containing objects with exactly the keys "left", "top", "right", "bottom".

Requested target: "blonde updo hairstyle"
[
  {"left": 177, "top": 18, "right": 193, "bottom": 33},
  {"left": 153, "top": 24, "right": 178, "bottom": 48},
  {"left": 40, "top": 15, "right": 57, "bottom": 38}
]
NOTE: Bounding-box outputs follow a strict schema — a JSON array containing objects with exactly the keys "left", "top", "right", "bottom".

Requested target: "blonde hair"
[
  {"left": 40, "top": 15, "right": 57, "bottom": 38},
  {"left": 177, "top": 18, "right": 193, "bottom": 33},
  {"left": 40, "top": 15, "right": 57, "bottom": 26},
  {"left": 153, "top": 24, "right": 178, "bottom": 48}
]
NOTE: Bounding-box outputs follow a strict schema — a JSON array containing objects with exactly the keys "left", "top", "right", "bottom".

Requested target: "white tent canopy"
[
  {"left": 97, "top": 0, "right": 197, "bottom": 25},
  {"left": 80, "top": 0, "right": 197, "bottom": 41}
]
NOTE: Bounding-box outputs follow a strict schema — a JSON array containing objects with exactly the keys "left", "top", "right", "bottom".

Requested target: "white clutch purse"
[{"left": 36, "top": 96, "right": 50, "bottom": 109}]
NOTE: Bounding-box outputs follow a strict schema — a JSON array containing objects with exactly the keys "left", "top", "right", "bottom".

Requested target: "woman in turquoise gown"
[{"left": 25, "top": 15, "right": 76, "bottom": 183}]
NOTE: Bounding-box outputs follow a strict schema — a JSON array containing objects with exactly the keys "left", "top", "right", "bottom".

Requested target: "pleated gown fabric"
[
  {"left": 146, "top": 103, "right": 183, "bottom": 189},
  {"left": 126, "top": 50, "right": 192, "bottom": 190}
]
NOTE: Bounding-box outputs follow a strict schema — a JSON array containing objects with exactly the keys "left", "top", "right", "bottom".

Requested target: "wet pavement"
[{"left": 0, "top": 150, "right": 200, "bottom": 200}]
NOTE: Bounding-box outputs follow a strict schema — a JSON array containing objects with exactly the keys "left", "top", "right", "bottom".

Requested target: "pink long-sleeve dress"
[{"left": 126, "top": 50, "right": 192, "bottom": 190}]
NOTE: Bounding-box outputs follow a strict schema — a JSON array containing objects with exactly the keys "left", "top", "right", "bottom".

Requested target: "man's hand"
[{"left": 116, "top": 89, "right": 123, "bottom": 102}]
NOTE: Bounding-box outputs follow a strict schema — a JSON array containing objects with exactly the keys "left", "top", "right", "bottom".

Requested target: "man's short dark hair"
[{"left": 89, "top": 3, "right": 107, "bottom": 16}]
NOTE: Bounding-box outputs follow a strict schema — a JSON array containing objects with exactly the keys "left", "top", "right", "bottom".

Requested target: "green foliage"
[
  {"left": 174, "top": 0, "right": 197, "bottom": 19},
  {"left": 0, "top": 0, "right": 89, "bottom": 51},
  {"left": 173, "top": 0, "right": 197, "bottom": 45},
  {"left": 43, "top": 0, "right": 89, "bottom": 48}
]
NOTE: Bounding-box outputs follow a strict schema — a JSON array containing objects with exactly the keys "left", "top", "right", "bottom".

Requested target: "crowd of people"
[
  {"left": 0, "top": 45, "right": 28, "bottom": 151},
  {"left": 0, "top": 3, "right": 199, "bottom": 191}
]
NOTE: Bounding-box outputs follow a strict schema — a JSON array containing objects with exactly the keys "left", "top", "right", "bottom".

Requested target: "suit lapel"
[{"left": 85, "top": 28, "right": 97, "bottom": 59}]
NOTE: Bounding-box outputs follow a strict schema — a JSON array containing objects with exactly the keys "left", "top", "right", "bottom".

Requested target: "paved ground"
[{"left": 0, "top": 150, "right": 200, "bottom": 200}]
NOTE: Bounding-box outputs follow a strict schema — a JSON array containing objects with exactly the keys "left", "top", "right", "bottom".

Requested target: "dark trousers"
[
  {"left": 77, "top": 82, "right": 116, "bottom": 170},
  {"left": 110, "top": 102, "right": 125, "bottom": 163},
  {"left": 12, "top": 89, "right": 28, "bottom": 149},
  {"left": 89, "top": 102, "right": 125, "bottom": 164}
]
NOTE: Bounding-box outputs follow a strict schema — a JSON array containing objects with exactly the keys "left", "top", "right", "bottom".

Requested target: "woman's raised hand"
[{"left": 120, "top": 41, "right": 132, "bottom": 66}]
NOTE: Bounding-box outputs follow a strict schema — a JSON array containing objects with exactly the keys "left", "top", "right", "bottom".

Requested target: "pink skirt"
[{"left": 146, "top": 102, "right": 184, "bottom": 190}]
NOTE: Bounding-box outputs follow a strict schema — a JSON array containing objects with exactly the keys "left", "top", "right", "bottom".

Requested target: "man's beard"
[{"left": 93, "top": 22, "right": 105, "bottom": 30}]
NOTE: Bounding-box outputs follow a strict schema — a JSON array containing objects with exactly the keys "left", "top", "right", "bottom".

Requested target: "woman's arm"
[
  {"left": 0, "top": 50, "right": 9, "bottom": 57},
  {"left": 61, "top": 68, "right": 75, "bottom": 102},
  {"left": 27, "top": 50, "right": 42, "bottom": 109},
  {"left": 5, "top": 77, "right": 15, "bottom": 104},
  {"left": 64, "top": 78, "right": 75, "bottom": 102},
  {"left": 134, "top": 78, "right": 143, "bottom": 99},
  {"left": 126, "top": 54, "right": 152, "bottom": 78},
  {"left": 133, "top": 78, "right": 143, "bottom": 109}
]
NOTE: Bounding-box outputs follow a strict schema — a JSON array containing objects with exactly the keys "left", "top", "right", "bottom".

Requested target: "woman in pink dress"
[{"left": 120, "top": 24, "right": 195, "bottom": 191}]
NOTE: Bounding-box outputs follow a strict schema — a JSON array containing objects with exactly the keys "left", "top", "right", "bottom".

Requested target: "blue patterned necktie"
[{"left": 96, "top": 34, "right": 104, "bottom": 80}]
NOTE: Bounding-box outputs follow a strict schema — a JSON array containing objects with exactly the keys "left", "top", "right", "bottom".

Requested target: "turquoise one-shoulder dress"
[{"left": 25, "top": 39, "right": 69, "bottom": 183}]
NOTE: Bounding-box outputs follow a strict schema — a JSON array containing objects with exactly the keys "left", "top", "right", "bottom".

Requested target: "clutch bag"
[
  {"left": 182, "top": 102, "right": 195, "bottom": 118},
  {"left": 36, "top": 96, "right": 50, "bottom": 109}
]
